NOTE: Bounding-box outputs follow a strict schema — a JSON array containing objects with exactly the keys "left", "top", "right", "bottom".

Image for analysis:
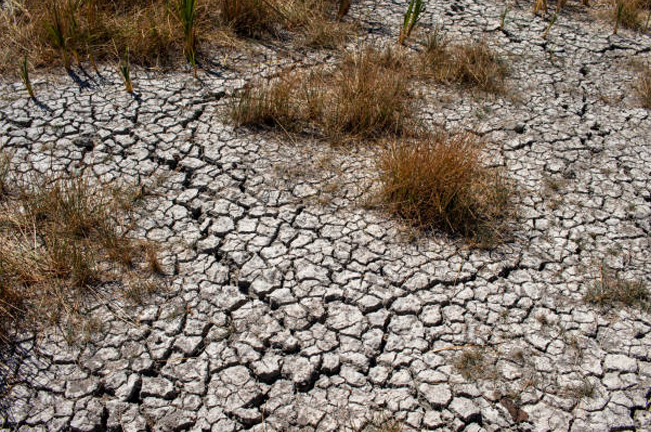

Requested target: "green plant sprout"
[
  {"left": 542, "top": 13, "right": 557, "bottom": 38},
  {"left": 500, "top": 4, "right": 511, "bottom": 31},
  {"left": 176, "top": 0, "right": 198, "bottom": 77},
  {"left": 119, "top": 47, "right": 133, "bottom": 93},
  {"left": 20, "top": 56, "right": 35, "bottom": 99},
  {"left": 398, "top": 0, "right": 425, "bottom": 45},
  {"left": 614, "top": 1, "right": 624, "bottom": 34},
  {"left": 45, "top": 2, "right": 70, "bottom": 69}
]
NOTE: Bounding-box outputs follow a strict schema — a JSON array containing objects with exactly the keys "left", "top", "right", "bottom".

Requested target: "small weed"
[
  {"left": 118, "top": 47, "right": 133, "bottom": 93},
  {"left": 376, "top": 132, "right": 512, "bottom": 246},
  {"left": 510, "top": 348, "right": 525, "bottom": 364},
  {"left": 584, "top": 265, "right": 650, "bottom": 312},
  {"left": 398, "top": 0, "right": 425, "bottom": 45},
  {"left": 565, "top": 378, "right": 596, "bottom": 399},
  {"left": 535, "top": 313, "right": 549, "bottom": 325},
  {"left": 455, "top": 348, "right": 487, "bottom": 380},
  {"left": 500, "top": 4, "right": 511, "bottom": 30},
  {"left": 20, "top": 56, "right": 35, "bottom": 99},
  {"left": 542, "top": 13, "right": 558, "bottom": 38}
]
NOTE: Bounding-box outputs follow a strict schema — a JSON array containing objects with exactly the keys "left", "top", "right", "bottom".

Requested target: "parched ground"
[{"left": 1, "top": 1, "right": 651, "bottom": 431}]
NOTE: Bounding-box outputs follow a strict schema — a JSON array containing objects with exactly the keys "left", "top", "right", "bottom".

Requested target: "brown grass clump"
[
  {"left": 376, "top": 133, "right": 512, "bottom": 245},
  {"left": 219, "top": 0, "right": 278, "bottom": 38},
  {"left": 611, "top": 0, "right": 649, "bottom": 31},
  {"left": 584, "top": 265, "right": 650, "bottom": 312},
  {"left": 421, "top": 33, "right": 508, "bottom": 94},
  {"left": 635, "top": 64, "right": 651, "bottom": 107},
  {"left": 230, "top": 47, "right": 418, "bottom": 142},
  {"left": 0, "top": 161, "right": 161, "bottom": 346}
]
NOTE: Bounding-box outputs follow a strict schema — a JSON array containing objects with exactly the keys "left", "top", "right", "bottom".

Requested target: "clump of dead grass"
[
  {"left": 376, "top": 132, "right": 512, "bottom": 246},
  {"left": 219, "top": 0, "right": 278, "bottom": 38},
  {"left": 230, "top": 46, "right": 418, "bottom": 142},
  {"left": 611, "top": 0, "right": 649, "bottom": 31},
  {"left": 421, "top": 33, "right": 508, "bottom": 94},
  {"left": 634, "top": 64, "right": 651, "bottom": 107},
  {"left": 0, "top": 161, "right": 161, "bottom": 346},
  {"left": 584, "top": 265, "right": 650, "bottom": 312}
]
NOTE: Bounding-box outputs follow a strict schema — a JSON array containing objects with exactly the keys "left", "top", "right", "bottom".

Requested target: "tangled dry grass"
[{"left": 0, "top": 152, "right": 162, "bottom": 346}]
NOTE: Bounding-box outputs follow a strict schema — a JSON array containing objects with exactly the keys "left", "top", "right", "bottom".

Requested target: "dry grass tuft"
[
  {"left": 0, "top": 162, "right": 161, "bottom": 346},
  {"left": 421, "top": 34, "right": 508, "bottom": 94},
  {"left": 219, "top": 0, "right": 279, "bottom": 38},
  {"left": 230, "top": 47, "right": 418, "bottom": 142},
  {"left": 584, "top": 265, "right": 650, "bottom": 311},
  {"left": 634, "top": 64, "right": 651, "bottom": 107},
  {"left": 376, "top": 133, "right": 512, "bottom": 246},
  {"left": 611, "top": 0, "right": 648, "bottom": 30}
]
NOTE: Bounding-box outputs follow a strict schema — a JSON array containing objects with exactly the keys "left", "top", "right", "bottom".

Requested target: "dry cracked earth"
[{"left": 1, "top": 0, "right": 651, "bottom": 431}]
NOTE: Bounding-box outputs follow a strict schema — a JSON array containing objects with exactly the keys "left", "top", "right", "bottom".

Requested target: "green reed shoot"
[
  {"left": 20, "top": 57, "right": 35, "bottom": 99},
  {"left": 500, "top": 4, "right": 510, "bottom": 30},
  {"left": 614, "top": 1, "right": 624, "bottom": 34},
  {"left": 45, "top": 2, "right": 70, "bottom": 69},
  {"left": 399, "top": 0, "right": 425, "bottom": 45},
  {"left": 176, "top": 0, "right": 198, "bottom": 77},
  {"left": 119, "top": 47, "right": 133, "bottom": 93},
  {"left": 542, "top": 12, "right": 557, "bottom": 38}
]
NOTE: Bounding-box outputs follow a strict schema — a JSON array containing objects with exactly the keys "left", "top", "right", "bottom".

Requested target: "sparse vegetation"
[
  {"left": 421, "top": 34, "right": 508, "bottom": 94},
  {"left": 0, "top": 0, "right": 353, "bottom": 74},
  {"left": 454, "top": 348, "right": 488, "bottom": 380},
  {"left": 634, "top": 64, "right": 651, "bottom": 108},
  {"left": 0, "top": 158, "right": 161, "bottom": 346},
  {"left": 230, "top": 47, "right": 417, "bottom": 142},
  {"left": 377, "top": 133, "right": 511, "bottom": 246},
  {"left": 584, "top": 265, "right": 650, "bottom": 312}
]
